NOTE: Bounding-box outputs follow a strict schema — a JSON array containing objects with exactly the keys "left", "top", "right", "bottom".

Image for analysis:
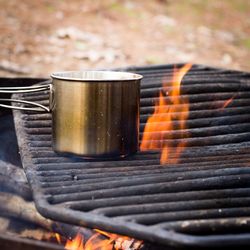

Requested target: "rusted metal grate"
[{"left": 13, "top": 64, "right": 250, "bottom": 248}]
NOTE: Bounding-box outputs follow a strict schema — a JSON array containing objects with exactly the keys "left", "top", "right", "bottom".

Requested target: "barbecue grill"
[{"left": 5, "top": 64, "right": 250, "bottom": 248}]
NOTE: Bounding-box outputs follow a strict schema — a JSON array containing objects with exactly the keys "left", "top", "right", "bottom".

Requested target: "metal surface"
[
  {"left": 51, "top": 71, "right": 142, "bottom": 158},
  {"left": 0, "top": 83, "right": 51, "bottom": 111},
  {"left": 12, "top": 64, "right": 250, "bottom": 248}
]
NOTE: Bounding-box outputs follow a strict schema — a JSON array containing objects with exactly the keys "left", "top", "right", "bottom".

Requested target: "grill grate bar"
[
  {"left": 32, "top": 153, "right": 250, "bottom": 166},
  {"left": 31, "top": 145, "right": 250, "bottom": 162},
  {"left": 140, "top": 111, "right": 250, "bottom": 124},
  {"left": 41, "top": 167, "right": 250, "bottom": 196},
  {"left": 27, "top": 132, "right": 250, "bottom": 149},
  {"left": 113, "top": 207, "right": 250, "bottom": 227},
  {"left": 66, "top": 188, "right": 250, "bottom": 210},
  {"left": 38, "top": 164, "right": 250, "bottom": 189},
  {"left": 158, "top": 217, "right": 250, "bottom": 233},
  {"left": 25, "top": 123, "right": 250, "bottom": 142},
  {"left": 141, "top": 99, "right": 250, "bottom": 114},
  {"left": 93, "top": 197, "right": 250, "bottom": 217},
  {"left": 37, "top": 159, "right": 250, "bottom": 176},
  {"left": 37, "top": 163, "right": 250, "bottom": 186},
  {"left": 23, "top": 111, "right": 250, "bottom": 130},
  {"left": 141, "top": 92, "right": 250, "bottom": 106},
  {"left": 32, "top": 145, "right": 250, "bottom": 167},
  {"left": 140, "top": 84, "right": 250, "bottom": 98},
  {"left": 47, "top": 174, "right": 250, "bottom": 204}
]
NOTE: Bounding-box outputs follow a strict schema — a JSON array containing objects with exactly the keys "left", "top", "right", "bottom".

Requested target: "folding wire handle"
[{"left": 0, "top": 82, "right": 51, "bottom": 112}]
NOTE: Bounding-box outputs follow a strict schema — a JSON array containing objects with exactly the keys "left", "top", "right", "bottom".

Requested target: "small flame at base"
[
  {"left": 140, "top": 63, "right": 192, "bottom": 165},
  {"left": 65, "top": 233, "right": 84, "bottom": 250},
  {"left": 55, "top": 233, "right": 62, "bottom": 244},
  {"left": 55, "top": 230, "right": 143, "bottom": 250}
]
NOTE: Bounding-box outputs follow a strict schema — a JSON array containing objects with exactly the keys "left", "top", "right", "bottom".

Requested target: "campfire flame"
[
  {"left": 65, "top": 233, "right": 84, "bottom": 250},
  {"left": 140, "top": 63, "right": 192, "bottom": 164},
  {"left": 56, "top": 229, "right": 142, "bottom": 250}
]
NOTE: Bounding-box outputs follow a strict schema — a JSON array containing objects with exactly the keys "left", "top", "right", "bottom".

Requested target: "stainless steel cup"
[{"left": 0, "top": 71, "right": 143, "bottom": 158}]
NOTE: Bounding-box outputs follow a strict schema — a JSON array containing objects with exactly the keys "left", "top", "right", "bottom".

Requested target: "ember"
[
  {"left": 221, "top": 95, "right": 235, "bottom": 109},
  {"left": 140, "top": 63, "right": 192, "bottom": 164}
]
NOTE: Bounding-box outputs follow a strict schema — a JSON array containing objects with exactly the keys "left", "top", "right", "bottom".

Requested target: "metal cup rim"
[{"left": 51, "top": 70, "right": 143, "bottom": 82}]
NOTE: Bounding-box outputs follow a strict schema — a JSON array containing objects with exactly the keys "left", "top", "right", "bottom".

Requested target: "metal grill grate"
[{"left": 13, "top": 64, "right": 250, "bottom": 247}]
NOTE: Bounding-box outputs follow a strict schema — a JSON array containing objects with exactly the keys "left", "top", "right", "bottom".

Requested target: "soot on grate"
[{"left": 13, "top": 64, "right": 250, "bottom": 248}]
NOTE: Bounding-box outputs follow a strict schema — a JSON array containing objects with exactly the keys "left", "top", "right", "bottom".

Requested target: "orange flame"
[
  {"left": 65, "top": 233, "right": 84, "bottom": 250},
  {"left": 55, "top": 233, "right": 62, "bottom": 244},
  {"left": 56, "top": 230, "right": 142, "bottom": 250},
  {"left": 140, "top": 63, "right": 192, "bottom": 164},
  {"left": 221, "top": 96, "right": 234, "bottom": 109}
]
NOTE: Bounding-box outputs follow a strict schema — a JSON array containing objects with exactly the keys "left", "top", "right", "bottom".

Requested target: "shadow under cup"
[{"left": 51, "top": 71, "right": 143, "bottom": 159}]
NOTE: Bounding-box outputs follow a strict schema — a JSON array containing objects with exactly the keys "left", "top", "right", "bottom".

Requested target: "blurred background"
[{"left": 0, "top": 0, "right": 249, "bottom": 77}]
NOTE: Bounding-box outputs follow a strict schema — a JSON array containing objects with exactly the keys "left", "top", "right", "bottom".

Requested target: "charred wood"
[
  {"left": 0, "top": 160, "right": 32, "bottom": 200},
  {"left": 0, "top": 233, "right": 64, "bottom": 250},
  {"left": 0, "top": 215, "right": 53, "bottom": 242},
  {"left": 0, "top": 192, "right": 93, "bottom": 239},
  {"left": 0, "top": 175, "right": 32, "bottom": 201},
  {"left": 0, "top": 192, "right": 52, "bottom": 230},
  {"left": 0, "top": 160, "right": 27, "bottom": 183}
]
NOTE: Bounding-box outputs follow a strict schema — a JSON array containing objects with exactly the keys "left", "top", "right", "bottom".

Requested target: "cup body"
[{"left": 50, "top": 71, "right": 142, "bottom": 158}]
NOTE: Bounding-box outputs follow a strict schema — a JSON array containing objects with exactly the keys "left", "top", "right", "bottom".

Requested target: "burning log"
[
  {"left": 0, "top": 234, "right": 64, "bottom": 250},
  {"left": 0, "top": 214, "right": 52, "bottom": 241},
  {"left": 0, "top": 160, "right": 27, "bottom": 182},
  {"left": 0, "top": 192, "right": 143, "bottom": 249},
  {"left": 0, "top": 192, "right": 52, "bottom": 229},
  {"left": 0, "top": 160, "right": 32, "bottom": 200},
  {"left": 0, "top": 175, "right": 32, "bottom": 200},
  {"left": 0, "top": 192, "right": 95, "bottom": 239},
  {"left": 0, "top": 196, "right": 55, "bottom": 242}
]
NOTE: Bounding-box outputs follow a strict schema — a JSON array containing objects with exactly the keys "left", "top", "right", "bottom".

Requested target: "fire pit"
[{"left": 2, "top": 64, "right": 250, "bottom": 248}]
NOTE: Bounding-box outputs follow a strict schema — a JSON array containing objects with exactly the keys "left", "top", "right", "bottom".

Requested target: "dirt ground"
[{"left": 0, "top": 0, "right": 250, "bottom": 77}]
